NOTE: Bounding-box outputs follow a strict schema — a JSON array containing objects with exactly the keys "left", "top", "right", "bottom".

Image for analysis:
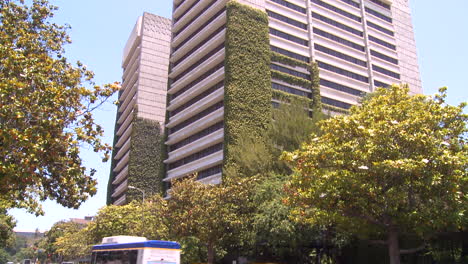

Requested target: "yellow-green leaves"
[
  {"left": 285, "top": 85, "right": 467, "bottom": 244},
  {"left": 0, "top": 0, "right": 118, "bottom": 214}
]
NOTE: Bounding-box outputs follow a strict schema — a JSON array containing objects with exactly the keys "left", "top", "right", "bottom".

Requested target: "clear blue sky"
[{"left": 10, "top": 0, "right": 468, "bottom": 231}]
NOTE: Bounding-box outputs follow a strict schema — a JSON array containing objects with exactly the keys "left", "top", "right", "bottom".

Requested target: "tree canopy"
[
  {"left": 167, "top": 176, "right": 256, "bottom": 264},
  {"left": 0, "top": 0, "right": 118, "bottom": 214},
  {"left": 283, "top": 85, "right": 467, "bottom": 264}
]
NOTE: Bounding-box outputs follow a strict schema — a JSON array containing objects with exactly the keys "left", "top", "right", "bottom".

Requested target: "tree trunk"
[
  {"left": 388, "top": 226, "right": 401, "bottom": 264},
  {"left": 207, "top": 242, "right": 215, "bottom": 264}
]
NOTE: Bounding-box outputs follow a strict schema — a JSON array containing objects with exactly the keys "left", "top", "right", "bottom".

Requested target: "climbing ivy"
[
  {"left": 126, "top": 115, "right": 164, "bottom": 201},
  {"left": 270, "top": 51, "right": 322, "bottom": 113},
  {"left": 271, "top": 51, "right": 309, "bottom": 69},
  {"left": 223, "top": 1, "right": 272, "bottom": 173},
  {"left": 271, "top": 70, "right": 311, "bottom": 89},
  {"left": 107, "top": 109, "right": 164, "bottom": 204}
]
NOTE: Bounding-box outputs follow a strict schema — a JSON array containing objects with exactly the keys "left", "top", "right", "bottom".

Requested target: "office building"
[
  {"left": 162, "top": 0, "right": 421, "bottom": 188},
  {"left": 108, "top": 13, "right": 171, "bottom": 205}
]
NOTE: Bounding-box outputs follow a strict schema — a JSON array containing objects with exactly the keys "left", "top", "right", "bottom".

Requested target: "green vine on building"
[{"left": 223, "top": 1, "right": 272, "bottom": 174}]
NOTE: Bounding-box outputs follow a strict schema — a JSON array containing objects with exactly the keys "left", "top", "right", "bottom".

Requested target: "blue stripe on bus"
[{"left": 92, "top": 240, "right": 181, "bottom": 250}]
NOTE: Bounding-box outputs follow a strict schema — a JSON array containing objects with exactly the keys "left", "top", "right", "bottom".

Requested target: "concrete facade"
[
  {"left": 109, "top": 13, "right": 171, "bottom": 205},
  {"left": 163, "top": 0, "right": 421, "bottom": 188}
]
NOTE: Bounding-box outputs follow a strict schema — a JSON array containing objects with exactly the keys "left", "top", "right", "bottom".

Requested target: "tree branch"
[{"left": 400, "top": 244, "right": 426, "bottom": 254}]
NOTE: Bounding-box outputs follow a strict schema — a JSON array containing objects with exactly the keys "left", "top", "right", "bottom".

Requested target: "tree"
[
  {"left": 40, "top": 220, "right": 83, "bottom": 262},
  {"left": 0, "top": 0, "right": 119, "bottom": 214},
  {"left": 88, "top": 197, "right": 169, "bottom": 242},
  {"left": 248, "top": 173, "right": 348, "bottom": 263},
  {"left": 283, "top": 85, "right": 467, "bottom": 264},
  {"left": 54, "top": 227, "right": 93, "bottom": 261},
  {"left": 0, "top": 210, "right": 15, "bottom": 249},
  {"left": 0, "top": 248, "right": 11, "bottom": 264},
  {"left": 167, "top": 176, "right": 255, "bottom": 264}
]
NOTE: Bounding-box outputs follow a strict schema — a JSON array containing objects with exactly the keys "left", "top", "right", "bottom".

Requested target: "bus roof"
[{"left": 92, "top": 240, "right": 181, "bottom": 251}]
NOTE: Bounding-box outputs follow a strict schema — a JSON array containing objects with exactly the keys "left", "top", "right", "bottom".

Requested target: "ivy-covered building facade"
[
  {"left": 162, "top": 0, "right": 421, "bottom": 190},
  {"left": 107, "top": 13, "right": 171, "bottom": 205}
]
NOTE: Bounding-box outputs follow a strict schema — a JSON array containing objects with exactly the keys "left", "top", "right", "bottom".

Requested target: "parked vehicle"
[{"left": 91, "top": 236, "right": 181, "bottom": 264}]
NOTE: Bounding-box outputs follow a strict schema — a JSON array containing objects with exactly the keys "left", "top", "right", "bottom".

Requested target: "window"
[
  {"left": 365, "top": 7, "right": 392, "bottom": 23},
  {"left": 169, "top": 81, "right": 224, "bottom": 117},
  {"left": 272, "top": 82, "right": 311, "bottom": 98},
  {"left": 168, "top": 143, "right": 223, "bottom": 170},
  {"left": 198, "top": 165, "right": 223, "bottom": 179},
  {"left": 368, "top": 35, "right": 396, "bottom": 50},
  {"left": 370, "top": 49, "right": 398, "bottom": 65},
  {"left": 271, "top": 64, "right": 310, "bottom": 80},
  {"left": 173, "top": 25, "right": 225, "bottom": 68},
  {"left": 169, "top": 101, "right": 224, "bottom": 134},
  {"left": 173, "top": 0, "right": 203, "bottom": 24},
  {"left": 320, "top": 79, "right": 366, "bottom": 96},
  {"left": 338, "top": 0, "right": 360, "bottom": 9},
  {"left": 372, "top": 64, "right": 400, "bottom": 79},
  {"left": 315, "top": 44, "right": 367, "bottom": 67},
  {"left": 370, "top": 0, "right": 391, "bottom": 10},
  {"left": 312, "top": 12, "right": 363, "bottom": 37},
  {"left": 169, "top": 121, "right": 224, "bottom": 152},
  {"left": 270, "top": 0, "right": 306, "bottom": 13},
  {"left": 267, "top": 10, "right": 307, "bottom": 30},
  {"left": 93, "top": 250, "right": 138, "bottom": 264},
  {"left": 174, "top": 0, "right": 217, "bottom": 35},
  {"left": 170, "top": 62, "right": 224, "bottom": 101},
  {"left": 312, "top": 0, "right": 361, "bottom": 22},
  {"left": 374, "top": 80, "right": 390, "bottom": 88},
  {"left": 172, "top": 43, "right": 224, "bottom": 83},
  {"left": 322, "top": 96, "right": 352, "bottom": 109},
  {"left": 173, "top": 8, "right": 225, "bottom": 52},
  {"left": 317, "top": 60, "right": 369, "bottom": 83},
  {"left": 271, "top": 46, "right": 310, "bottom": 63},
  {"left": 313, "top": 28, "right": 365, "bottom": 52},
  {"left": 367, "top": 21, "right": 394, "bottom": 36},
  {"left": 270, "top": 28, "right": 309, "bottom": 46}
]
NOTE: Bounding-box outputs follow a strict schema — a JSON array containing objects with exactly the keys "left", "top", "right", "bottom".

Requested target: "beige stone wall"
[{"left": 392, "top": 0, "right": 422, "bottom": 94}]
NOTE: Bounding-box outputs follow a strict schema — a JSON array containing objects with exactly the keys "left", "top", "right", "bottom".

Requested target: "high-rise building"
[
  {"left": 107, "top": 13, "right": 171, "bottom": 205},
  {"left": 162, "top": 0, "right": 421, "bottom": 188}
]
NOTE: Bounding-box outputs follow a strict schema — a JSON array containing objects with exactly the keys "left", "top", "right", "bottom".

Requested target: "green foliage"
[
  {"left": 40, "top": 220, "right": 83, "bottom": 262},
  {"left": 167, "top": 176, "right": 256, "bottom": 264},
  {"left": 271, "top": 52, "right": 309, "bottom": 69},
  {"left": 310, "top": 62, "right": 322, "bottom": 112},
  {"left": 0, "top": 0, "right": 119, "bottom": 215},
  {"left": 271, "top": 70, "right": 311, "bottom": 89},
  {"left": 0, "top": 211, "right": 15, "bottom": 249},
  {"left": 270, "top": 51, "right": 321, "bottom": 113},
  {"left": 284, "top": 85, "right": 467, "bottom": 263},
  {"left": 108, "top": 115, "right": 163, "bottom": 204},
  {"left": 90, "top": 198, "right": 168, "bottom": 242},
  {"left": 224, "top": 1, "right": 272, "bottom": 172},
  {"left": 0, "top": 248, "right": 11, "bottom": 264},
  {"left": 54, "top": 227, "right": 93, "bottom": 260},
  {"left": 127, "top": 116, "right": 164, "bottom": 200},
  {"left": 322, "top": 103, "right": 350, "bottom": 114},
  {"left": 269, "top": 98, "right": 324, "bottom": 153}
]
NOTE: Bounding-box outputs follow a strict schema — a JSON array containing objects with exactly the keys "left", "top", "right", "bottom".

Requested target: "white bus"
[{"left": 91, "top": 236, "right": 181, "bottom": 264}]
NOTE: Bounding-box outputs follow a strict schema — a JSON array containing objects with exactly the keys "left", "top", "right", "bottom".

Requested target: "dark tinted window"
[
  {"left": 312, "top": 12, "right": 363, "bottom": 37},
  {"left": 368, "top": 35, "right": 396, "bottom": 50},
  {"left": 317, "top": 60, "right": 369, "bottom": 83},
  {"left": 315, "top": 44, "right": 367, "bottom": 67},
  {"left": 312, "top": 0, "right": 361, "bottom": 22},
  {"left": 313, "top": 28, "right": 365, "bottom": 52},
  {"left": 270, "top": 0, "right": 306, "bottom": 13},
  {"left": 270, "top": 28, "right": 309, "bottom": 46},
  {"left": 267, "top": 10, "right": 307, "bottom": 29}
]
